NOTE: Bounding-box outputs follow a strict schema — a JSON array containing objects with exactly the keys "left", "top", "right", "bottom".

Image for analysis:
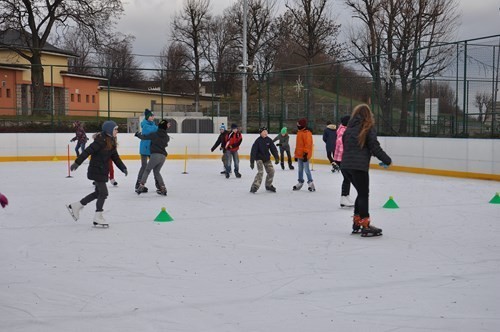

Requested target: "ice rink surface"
[{"left": 0, "top": 159, "right": 499, "bottom": 332}]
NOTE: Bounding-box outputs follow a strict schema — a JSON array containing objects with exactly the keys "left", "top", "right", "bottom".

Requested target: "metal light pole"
[{"left": 241, "top": 0, "right": 248, "bottom": 133}]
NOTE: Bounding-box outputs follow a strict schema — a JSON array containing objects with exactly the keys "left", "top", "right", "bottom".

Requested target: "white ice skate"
[
  {"left": 307, "top": 181, "right": 316, "bottom": 192},
  {"left": 292, "top": 182, "right": 304, "bottom": 191},
  {"left": 340, "top": 195, "right": 354, "bottom": 208},
  {"left": 66, "top": 201, "right": 83, "bottom": 221},
  {"left": 110, "top": 178, "right": 118, "bottom": 186},
  {"left": 93, "top": 211, "right": 109, "bottom": 228}
]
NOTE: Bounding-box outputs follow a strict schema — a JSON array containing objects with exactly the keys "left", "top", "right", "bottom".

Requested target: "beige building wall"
[
  {"left": 0, "top": 50, "right": 68, "bottom": 85},
  {"left": 98, "top": 88, "right": 214, "bottom": 118}
]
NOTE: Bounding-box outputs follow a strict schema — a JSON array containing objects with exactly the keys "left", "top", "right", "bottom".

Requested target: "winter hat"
[
  {"left": 102, "top": 120, "right": 118, "bottom": 137},
  {"left": 341, "top": 115, "right": 350, "bottom": 126},
  {"left": 73, "top": 120, "right": 81, "bottom": 127},
  {"left": 281, "top": 127, "right": 287, "bottom": 135},
  {"left": 231, "top": 123, "right": 238, "bottom": 130},
  {"left": 258, "top": 126, "right": 268, "bottom": 133},
  {"left": 144, "top": 109, "right": 154, "bottom": 120},
  {"left": 297, "top": 118, "right": 307, "bottom": 128},
  {"left": 219, "top": 123, "right": 226, "bottom": 131},
  {"left": 158, "top": 119, "right": 169, "bottom": 130}
]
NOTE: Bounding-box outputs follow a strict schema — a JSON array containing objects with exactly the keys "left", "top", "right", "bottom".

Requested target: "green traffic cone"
[
  {"left": 154, "top": 207, "right": 174, "bottom": 222},
  {"left": 383, "top": 196, "right": 399, "bottom": 209},
  {"left": 489, "top": 192, "right": 500, "bottom": 204}
]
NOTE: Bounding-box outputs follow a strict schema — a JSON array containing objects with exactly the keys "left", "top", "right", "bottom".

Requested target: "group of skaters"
[
  {"left": 65, "top": 104, "right": 391, "bottom": 237},
  {"left": 211, "top": 104, "right": 392, "bottom": 237}
]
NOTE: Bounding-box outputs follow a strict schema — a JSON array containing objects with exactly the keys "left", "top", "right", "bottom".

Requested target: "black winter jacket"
[
  {"left": 322, "top": 125, "right": 337, "bottom": 151},
  {"left": 211, "top": 130, "right": 228, "bottom": 152},
  {"left": 341, "top": 115, "right": 391, "bottom": 172},
  {"left": 250, "top": 136, "right": 279, "bottom": 164},
  {"left": 75, "top": 132, "right": 127, "bottom": 182},
  {"left": 136, "top": 129, "right": 170, "bottom": 156}
]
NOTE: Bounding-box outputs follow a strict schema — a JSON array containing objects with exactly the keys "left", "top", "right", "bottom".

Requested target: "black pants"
[
  {"left": 336, "top": 161, "right": 351, "bottom": 196},
  {"left": 280, "top": 147, "right": 293, "bottom": 165},
  {"left": 81, "top": 181, "right": 108, "bottom": 212},
  {"left": 326, "top": 148, "right": 334, "bottom": 164},
  {"left": 343, "top": 169, "right": 369, "bottom": 218}
]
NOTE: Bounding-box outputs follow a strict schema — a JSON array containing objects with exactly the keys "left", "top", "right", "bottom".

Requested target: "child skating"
[
  {"left": 66, "top": 121, "right": 128, "bottom": 227},
  {"left": 341, "top": 104, "right": 391, "bottom": 237},
  {"left": 249, "top": 127, "right": 280, "bottom": 193},
  {"left": 293, "top": 118, "right": 315, "bottom": 192},
  {"left": 135, "top": 119, "right": 170, "bottom": 196},
  {"left": 272, "top": 127, "right": 294, "bottom": 170}
]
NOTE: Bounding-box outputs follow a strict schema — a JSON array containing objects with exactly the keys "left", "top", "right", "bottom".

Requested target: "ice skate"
[
  {"left": 135, "top": 183, "right": 147, "bottom": 195},
  {"left": 250, "top": 186, "right": 258, "bottom": 193},
  {"left": 292, "top": 182, "right": 304, "bottom": 190},
  {"left": 157, "top": 186, "right": 167, "bottom": 196},
  {"left": 235, "top": 171, "right": 242, "bottom": 178},
  {"left": 93, "top": 211, "right": 109, "bottom": 228},
  {"left": 225, "top": 172, "right": 230, "bottom": 179},
  {"left": 265, "top": 185, "right": 277, "bottom": 193},
  {"left": 135, "top": 182, "right": 148, "bottom": 192},
  {"left": 288, "top": 163, "right": 294, "bottom": 170},
  {"left": 66, "top": 201, "right": 83, "bottom": 221},
  {"left": 358, "top": 217, "right": 382, "bottom": 237},
  {"left": 331, "top": 162, "right": 340, "bottom": 173},
  {"left": 307, "top": 181, "right": 316, "bottom": 192},
  {"left": 351, "top": 214, "right": 361, "bottom": 234},
  {"left": 340, "top": 195, "right": 354, "bottom": 208},
  {"left": 110, "top": 178, "right": 118, "bottom": 186},
  {"left": 280, "top": 162, "right": 285, "bottom": 170}
]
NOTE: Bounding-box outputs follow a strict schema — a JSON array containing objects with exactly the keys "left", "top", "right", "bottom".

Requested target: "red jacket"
[{"left": 225, "top": 131, "right": 243, "bottom": 152}]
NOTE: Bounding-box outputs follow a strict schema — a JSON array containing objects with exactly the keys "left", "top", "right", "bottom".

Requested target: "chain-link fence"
[{"left": 1, "top": 35, "right": 499, "bottom": 136}]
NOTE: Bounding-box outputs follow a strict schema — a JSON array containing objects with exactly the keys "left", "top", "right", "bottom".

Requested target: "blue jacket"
[{"left": 139, "top": 119, "right": 158, "bottom": 156}]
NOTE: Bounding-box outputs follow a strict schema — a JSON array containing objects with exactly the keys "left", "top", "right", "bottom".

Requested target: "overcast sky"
[{"left": 116, "top": 0, "right": 500, "bottom": 68}]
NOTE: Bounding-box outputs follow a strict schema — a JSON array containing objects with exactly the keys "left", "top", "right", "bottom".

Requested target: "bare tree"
[
  {"left": 346, "top": 0, "right": 460, "bottom": 134},
  {"left": 154, "top": 42, "right": 191, "bottom": 94},
  {"left": 201, "top": 14, "right": 239, "bottom": 96},
  {"left": 0, "top": 0, "right": 123, "bottom": 115},
  {"left": 95, "top": 36, "right": 144, "bottom": 88},
  {"left": 171, "top": 0, "right": 212, "bottom": 112},
  {"left": 284, "top": 0, "right": 343, "bottom": 123},
  {"left": 474, "top": 91, "right": 493, "bottom": 124},
  {"left": 59, "top": 28, "right": 95, "bottom": 75}
]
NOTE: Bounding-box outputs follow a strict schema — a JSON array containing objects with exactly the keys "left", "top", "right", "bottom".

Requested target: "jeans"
[
  {"left": 75, "top": 142, "right": 86, "bottom": 157},
  {"left": 225, "top": 150, "right": 239, "bottom": 173},
  {"left": 297, "top": 159, "right": 313, "bottom": 183}
]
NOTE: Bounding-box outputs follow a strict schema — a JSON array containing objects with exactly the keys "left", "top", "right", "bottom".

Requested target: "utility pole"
[{"left": 241, "top": 0, "right": 248, "bottom": 133}]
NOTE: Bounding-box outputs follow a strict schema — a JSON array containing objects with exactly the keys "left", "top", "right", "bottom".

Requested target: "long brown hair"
[{"left": 351, "top": 104, "right": 375, "bottom": 148}]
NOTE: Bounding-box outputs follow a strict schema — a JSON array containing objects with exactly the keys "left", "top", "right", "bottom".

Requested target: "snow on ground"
[{"left": 0, "top": 159, "right": 499, "bottom": 332}]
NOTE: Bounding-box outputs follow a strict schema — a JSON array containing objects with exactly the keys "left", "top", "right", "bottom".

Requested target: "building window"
[
  {"left": 77, "top": 94, "right": 81, "bottom": 102},
  {"left": 92, "top": 95, "right": 96, "bottom": 103},
  {"left": 71, "top": 94, "right": 74, "bottom": 102},
  {"left": 86, "top": 95, "right": 89, "bottom": 103},
  {"left": 0, "top": 88, "right": 2, "bottom": 98},
  {"left": 6, "top": 89, "right": 11, "bottom": 98}
]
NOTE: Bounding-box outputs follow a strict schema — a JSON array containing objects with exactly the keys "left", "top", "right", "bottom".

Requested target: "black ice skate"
[
  {"left": 265, "top": 185, "right": 276, "bottom": 193},
  {"left": 235, "top": 171, "right": 242, "bottom": 178},
  {"left": 359, "top": 217, "right": 382, "bottom": 237},
  {"left": 157, "top": 186, "right": 167, "bottom": 196}
]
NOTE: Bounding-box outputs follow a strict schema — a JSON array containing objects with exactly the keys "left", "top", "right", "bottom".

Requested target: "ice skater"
[
  {"left": 224, "top": 123, "right": 243, "bottom": 178},
  {"left": 66, "top": 121, "right": 128, "bottom": 227},
  {"left": 135, "top": 109, "right": 160, "bottom": 192},
  {"left": 70, "top": 121, "right": 88, "bottom": 157},
  {"left": 322, "top": 121, "right": 337, "bottom": 172},
  {"left": 293, "top": 118, "right": 315, "bottom": 192},
  {"left": 249, "top": 127, "right": 280, "bottom": 193},
  {"left": 334, "top": 115, "right": 354, "bottom": 208},
  {"left": 211, "top": 124, "right": 229, "bottom": 174},
  {"left": 341, "top": 104, "right": 391, "bottom": 236},
  {"left": 272, "top": 127, "right": 294, "bottom": 170}
]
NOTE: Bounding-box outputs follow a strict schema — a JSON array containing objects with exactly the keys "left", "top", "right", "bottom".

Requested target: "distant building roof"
[{"left": 0, "top": 29, "right": 76, "bottom": 57}]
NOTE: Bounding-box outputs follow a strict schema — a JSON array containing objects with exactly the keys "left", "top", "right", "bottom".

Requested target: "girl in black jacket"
[
  {"left": 66, "top": 121, "right": 128, "bottom": 227},
  {"left": 342, "top": 104, "right": 392, "bottom": 237}
]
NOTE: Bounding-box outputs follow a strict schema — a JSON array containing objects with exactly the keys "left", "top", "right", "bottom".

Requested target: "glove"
[
  {"left": 210, "top": 148, "right": 215, "bottom": 152},
  {"left": 302, "top": 153, "right": 308, "bottom": 162},
  {"left": 276, "top": 143, "right": 281, "bottom": 147},
  {"left": 70, "top": 139, "right": 75, "bottom": 142},
  {"left": 70, "top": 162, "right": 79, "bottom": 171},
  {"left": 134, "top": 131, "right": 140, "bottom": 137},
  {"left": 123, "top": 169, "right": 128, "bottom": 176},
  {"left": 0, "top": 193, "right": 8, "bottom": 208},
  {"left": 250, "top": 162, "right": 254, "bottom": 170},
  {"left": 379, "top": 162, "right": 389, "bottom": 169}
]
